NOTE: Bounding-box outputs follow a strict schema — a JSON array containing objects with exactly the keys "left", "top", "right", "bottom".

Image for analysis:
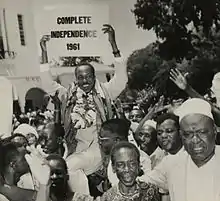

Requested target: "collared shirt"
[{"left": 141, "top": 146, "right": 220, "bottom": 201}]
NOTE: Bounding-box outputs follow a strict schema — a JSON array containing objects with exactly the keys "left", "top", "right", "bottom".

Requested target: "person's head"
[
  {"left": 18, "top": 116, "right": 29, "bottom": 124},
  {"left": 99, "top": 119, "right": 130, "bottom": 155},
  {"left": 176, "top": 98, "right": 216, "bottom": 166},
  {"left": 38, "top": 122, "right": 64, "bottom": 154},
  {"left": 13, "top": 124, "right": 38, "bottom": 146},
  {"left": 134, "top": 120, "right": 157, "bottom": 155},
  {"left": 156, "top": 113, "right": 182, "bottom": 154},
  {"left": 129, "top": 108, "right": 145, "bottom": 123},
  {"left": 1, "top": 143, "right": 29, "bottom": 184},
  {"left": 8, "top": 134, "right": 29, "bottom": 152},
  {"left": 75, "top": 62, "right": 96, "bottom": 93},
  {"left": 111, "top": 142, "right": 140, "bottom": 187},
  {"left": 46, "top": 154, "right": 69, "bottom": 191}
]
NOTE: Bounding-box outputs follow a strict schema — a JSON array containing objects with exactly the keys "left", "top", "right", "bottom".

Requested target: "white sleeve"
[
  {"left": 40, "top": 64, "right": 67, "bottom": 100},
  {"left": 104, "top": 56, "right": 128, "bottom": 100}
]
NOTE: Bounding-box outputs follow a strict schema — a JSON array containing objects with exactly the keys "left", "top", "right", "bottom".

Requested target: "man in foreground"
[
  {"left": 24, "top": 142, "right": 160, "bottom": 201},
  {"left": 142, "top": 98, "right": 220, "bottom": 201}
]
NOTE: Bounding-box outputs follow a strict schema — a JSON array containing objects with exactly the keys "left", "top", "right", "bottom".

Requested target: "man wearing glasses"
[{"left": 142, "top": 98, "right": 220, "bottom": 201}]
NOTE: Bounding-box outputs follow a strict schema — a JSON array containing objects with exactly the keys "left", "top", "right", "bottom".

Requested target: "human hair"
[
  {"left": 19, "top": 117, "right": 29, "bottom": 124},
  {"left": 156, "top": 113, "right": 180, "bottom": 129},
  {"left": 2, "top": 134, "right": 28, "bottom": 146},
  {"left": 110, "top": 141, "right": 140, "bottom": 165},
  {"left": 0, "top": 143, "right": 21, "bottom": 174},
  {"left": 101, "top": 118, "right": 130, "bottom": 140},
  {"left": 46, "top": 154, "right": 68, "bottom": 173},
  {"left": 75, "top": 62, "right": 95, "bottom": 77}
]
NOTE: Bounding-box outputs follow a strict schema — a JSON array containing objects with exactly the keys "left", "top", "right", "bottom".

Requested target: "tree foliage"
[
  {"left": 132, "top": 0, "right": 220, "bottom": 60},
  {"left": 124, "top": 28, "right": 220, "bottom": 103}
]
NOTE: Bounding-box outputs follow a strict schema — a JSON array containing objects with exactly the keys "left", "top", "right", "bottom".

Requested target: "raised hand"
[
  {"left": 154, "top": 95, "right": 165, "bottom": 113},
  {"left": 170, "top": 69, "right": 188, "bottom": 90},
  {"left": 40, "top": 35, "right": 50, "bottom": 52},
  {"left": 25, "top": 146, "right": 51, "bottom": 186},
  {"left": 50, "top": 90, "right": 61, "bottom": 108},
  {"left": 102, "top": 24, "right": 116, "bottom": 45}
]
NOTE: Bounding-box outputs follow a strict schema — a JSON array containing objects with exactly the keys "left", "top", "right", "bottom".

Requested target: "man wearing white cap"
[
  {"left": 134, "top": 120, "right": 165, "bottom": 169},
  {"left": 141, "top": 98, "right": 220, "bottom": 201}
]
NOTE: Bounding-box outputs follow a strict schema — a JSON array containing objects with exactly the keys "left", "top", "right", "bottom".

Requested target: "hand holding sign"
[
  {"left": 40, "top": 35, "right": 51, "bottom": 52},
  {"left": 102, "top": 24, "right": 116, "bottom": 46}
]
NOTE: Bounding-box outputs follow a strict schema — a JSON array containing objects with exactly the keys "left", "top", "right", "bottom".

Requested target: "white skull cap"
[
  {"left": 174, "top": 98, "right": 213, "bottom": 122},
  {"left": 142, "top": 120, "right": 157, "bottom": 130}
]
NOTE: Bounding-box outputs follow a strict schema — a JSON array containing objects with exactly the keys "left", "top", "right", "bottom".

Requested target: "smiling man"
[
  {"left": 156, "top": 113, "right": 182, "bottom": 155},
  {"left": 40, "top": 24, "right": 127, "bottom": 195},
  {"left": 142, "top": 98, "right": 220, "bottom": 201},
  {"left": 72, "top": 142, "right": 160, "bottom": 201}
]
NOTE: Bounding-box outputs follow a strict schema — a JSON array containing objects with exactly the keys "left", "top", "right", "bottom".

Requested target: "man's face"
[
  {"left": 134, "top": 125, "right": 156, "bottom": 152},
  {"left": 14, "top": 152, "right": 29, "bottom": 178},
  {"left": 157, "top": 119, "right": 180, "bottom": 153},
  {"left": 180, "top": 114, "right": 216, "bottom": 163},
  {"left": 48, "top": 159, "right": 68, "bottom": 188},
  {"left": 40, "top": 128, "right": 59, "bottom": 154},
  {"left": 11, "top": 136, "right": 28, "bottom": 152},
  {"left": 112, "top": 147, "right": 139, "bottom": 187},
  {"left": 76, "top": 65, "right": 96, "bottom": 93},
  {"left": 99, "top": 129, "right": 120, "bottom": 154},
  {"left": 129, "top": 109, "right": 144, "bottom": 123}
]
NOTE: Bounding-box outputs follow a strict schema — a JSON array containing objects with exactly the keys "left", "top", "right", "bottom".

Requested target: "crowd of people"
[{"left": 0, "top": 24, "right": 220, "bottom": 201}]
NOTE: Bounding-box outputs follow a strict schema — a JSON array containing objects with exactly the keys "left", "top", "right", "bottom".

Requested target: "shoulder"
[
  {"left": 156, "top": 148, "right": 187, "bottom": 171},
  {"left": 139, "top": 181, "right": 158, "bottom": 191},
  {"left": 138, "top": 182, "right": 160, "bottom": 201},
  {"left": 101, "top": 186, "right": 118, "bottom": 201},
  {"left": 0, "top": 194, "right": 9, "bottom": 201}
]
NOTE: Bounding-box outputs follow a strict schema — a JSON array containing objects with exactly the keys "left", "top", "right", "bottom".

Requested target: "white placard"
[{"left": 40, "top": 4, "right": 109, "bottom": 59}]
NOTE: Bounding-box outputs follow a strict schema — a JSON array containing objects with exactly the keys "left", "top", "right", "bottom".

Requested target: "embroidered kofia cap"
[{"left": 174, "top": 98, "right": 213, "bottom": 122}]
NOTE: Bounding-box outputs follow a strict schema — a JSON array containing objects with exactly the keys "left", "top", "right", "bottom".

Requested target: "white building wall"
[
  {"left": 0, "top": 0, "right": 39, "bottom": 77},
  {"left": 0, "top": 0, "right": 157, "bottom": 111}
]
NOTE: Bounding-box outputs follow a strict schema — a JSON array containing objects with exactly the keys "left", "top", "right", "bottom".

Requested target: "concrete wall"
[
  {"left": 2, "top": 0, "right": 157, "bottom": 111},
  {"left": 0, "top": 0, "right": 39, "bottom": 76}
]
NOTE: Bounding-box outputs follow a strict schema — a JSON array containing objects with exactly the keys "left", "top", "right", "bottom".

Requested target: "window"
[{"left": 17, "top": 14, "right": 26, "bottom": 46}]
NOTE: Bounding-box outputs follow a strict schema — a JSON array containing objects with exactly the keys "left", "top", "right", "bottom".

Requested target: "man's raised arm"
[
  {"left": 40, "top": 35, "right": 67, "bottom": 101},
  {"left": 170, "top": 69, "right": 220, "bottom": 126},
  {"left": 102, "top": 25, "right": 128, "bottom": 100}
]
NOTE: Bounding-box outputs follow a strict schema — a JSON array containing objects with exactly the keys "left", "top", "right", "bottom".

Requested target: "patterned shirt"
[{"left": 73, "top": 182, "right": 160, "bottom": 201}]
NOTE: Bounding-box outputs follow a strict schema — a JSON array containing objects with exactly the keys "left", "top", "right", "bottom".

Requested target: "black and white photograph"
[{"left": 0, "top": 0, "right": 220, "bottom": 200}]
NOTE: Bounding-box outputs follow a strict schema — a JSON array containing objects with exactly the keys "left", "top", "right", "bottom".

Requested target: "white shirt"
[
  {"left": 142, "top": 146, "right": 220, "bottom": 201},
  {"left": 0, "top": 194, "right": 9, "bottom": 201}
]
